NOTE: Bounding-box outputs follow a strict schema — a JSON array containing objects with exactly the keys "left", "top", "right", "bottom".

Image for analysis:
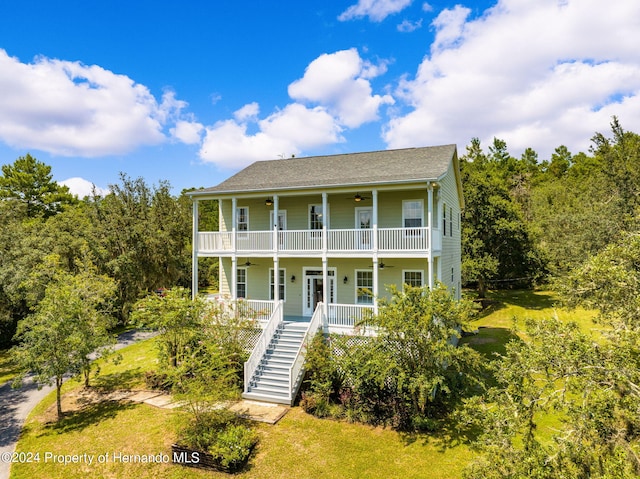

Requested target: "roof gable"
[{"left": 193, "top": 144, "right": 457, "bottom": 195}]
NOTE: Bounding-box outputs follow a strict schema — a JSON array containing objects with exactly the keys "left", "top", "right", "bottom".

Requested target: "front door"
[
  {"left": 355, "top": 207, "right": 372, "bottom": 249},
  {"left": 303, "top": 269, "right": 336, "bottom": 316}
]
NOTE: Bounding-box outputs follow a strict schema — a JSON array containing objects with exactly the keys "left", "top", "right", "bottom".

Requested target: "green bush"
[{"left": 209, "top": 424, "right": 258, "bottom": 470}]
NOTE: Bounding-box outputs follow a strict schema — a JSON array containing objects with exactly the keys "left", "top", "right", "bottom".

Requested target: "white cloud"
[
  {"left": 171, "top": 120, "right": 204, "bottom": 145},
  {"left": 234, "top": 102, "right": 260, "bottom": 122},
  {"left": 339, "top": 0, "right": 413, "bottom": 22},
  {"left": 199, "top": 103, "right": 343, "bottom": 169},
  {"left": 0, "top": 49, "right": 185, "bottom": 157},
  {"left": 288, "top": 49, "right": 394, "bottom": 128},
  {"left": 198, "top": 49, "right": 393, "bottom": 169},
  {"left": 59, "top": 177, "right": 109, "bottom": 198},
  {"left": 383, "top": 0, "right": 640, "bottom": 160},
  {"left": 398, "top": 19, "right": 423, "bottom": 32}
]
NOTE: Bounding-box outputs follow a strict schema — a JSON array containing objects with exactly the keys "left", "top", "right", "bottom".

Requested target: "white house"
[{"left": 188, "top": 144, "right": 463, "bottom": 404}]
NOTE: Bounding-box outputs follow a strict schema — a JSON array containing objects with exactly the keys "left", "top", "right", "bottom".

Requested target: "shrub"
[{"left": 208, "top": 424, "right": 258, "bottom": 470}]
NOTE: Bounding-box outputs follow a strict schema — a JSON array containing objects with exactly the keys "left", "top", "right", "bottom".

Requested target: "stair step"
[
  {"left": 248, "top": 383, "right": 290, "bottom": 397},
  {"left": 263, "top": 356, "right": 295, "bottom": 367},
  {"left": 269, "top": 344, "right": 300, "bottom": 353},
  {"left": 252, "top": 377, "right": 288, "bottom": 389},
  {"left": 257, "top": 367, "right": 288, "bottom": 378},
  {"left": 266, "top": 349, "right": 297, "bottom": 358},
  {"left": 242, "top": 391, "right": 291, "bottom": 405}
]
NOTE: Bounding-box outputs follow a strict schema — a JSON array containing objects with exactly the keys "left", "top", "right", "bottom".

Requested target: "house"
[{"left": 188, "top": 144, "right": 464, "bottom": 404}]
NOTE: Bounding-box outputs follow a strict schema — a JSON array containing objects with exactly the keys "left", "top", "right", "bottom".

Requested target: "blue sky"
[{"left": 0, "top": 0, "right": 639, "bottom": 196}]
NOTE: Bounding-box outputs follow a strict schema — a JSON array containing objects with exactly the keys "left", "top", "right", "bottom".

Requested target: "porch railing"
[
  {"left": 327, "top": 303, "right": 375, "bottom": 333},
  {"left": 288, "top": 302, "right": 324, "bottom": 404},
  {"left": 243, "top": 300, "right": 283, "bottom": 393},
  {"left": 198, "top": 226, "right": 431, "bottom": 254},
  {"left": 235, "top": 299, "right": 276, "bottom": 324}
]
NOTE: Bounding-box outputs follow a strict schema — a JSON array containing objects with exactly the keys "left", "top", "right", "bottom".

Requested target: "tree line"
[
  {"left": 0, "top": 154, "right": 220, "bottom": 348},
  {"left": 461, "top": 116, "right": 640, "bottom": 296},
  {"left": 1, "top": 117, "right": 638, "bottom": 346}
]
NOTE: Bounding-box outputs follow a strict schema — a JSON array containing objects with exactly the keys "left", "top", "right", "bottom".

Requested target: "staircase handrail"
[
  {"left": 288, "top": 302, "right": 324, "bottom": 403},
  {"left": 244, "top": 300, "right": 283, "bottom": 393}
]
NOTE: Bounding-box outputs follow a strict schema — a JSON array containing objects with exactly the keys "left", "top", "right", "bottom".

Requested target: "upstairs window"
[
  {"left": 403, "top": 200, "right": 423, "bottom": 234},
  {"left": 309, "top": 204, "right": 324, "bottom": 230},
  {"left": 449, "top": 207, "right": 453, "bottom": 236},
  {"left": 442, "top": 203, "right": 447, "bottom": 236},
  {"left": 236, "top": 207, "right": 249, "bottom": 232}
]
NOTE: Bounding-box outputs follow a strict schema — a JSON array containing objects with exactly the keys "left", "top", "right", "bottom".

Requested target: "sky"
[{"left": 0, "top": 0, "right": 639, "bottom": 197}]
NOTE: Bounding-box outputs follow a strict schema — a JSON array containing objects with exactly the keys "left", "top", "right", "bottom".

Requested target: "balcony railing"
[{"left": 198, "top": 227, "right": 436, "bottom": 255}]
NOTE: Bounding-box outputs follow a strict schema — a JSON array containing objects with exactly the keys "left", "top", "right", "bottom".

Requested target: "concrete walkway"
[
  {"left": 61, "top": 388, "right": 289, "bottom": 424},
  {"left": 0, "top": 330, "right": 157, "bottom": 479}
]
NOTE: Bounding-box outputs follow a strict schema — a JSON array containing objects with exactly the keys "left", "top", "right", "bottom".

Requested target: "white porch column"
[
  {"left": 273, "top": 195, "right": 279, "bottom": 253},
  {"left": 231, "top": 257, "right": 237, "bottom": 300},
  {"left": 231, "top": 197, "right": 238, "bottom": 253},
  {"left": 192, "top": 198, "right": 199, "bottom": 300},
  {"left": 231, "top": 197, "right": 238, "bottom": 299},
  {"left": 273, "top": 194, "right": 280, "bottom": 303},
  {"left": 322, "top": 192, "right": 329, "bottom": 318},
  {"left": 273, "top": 257, "right": 280, "bottom": 302},
  {"left": 427, "top": 184, "right": 434, "bottom": 290},
  {"left": 372, "top": 258, "right": 379, "bottom": 315},
  {"left": 372, "top": 189, "right": 379, "bottom": 314},
  {"left": 322, "top": 258, "right": 329, "bottom": 319}
]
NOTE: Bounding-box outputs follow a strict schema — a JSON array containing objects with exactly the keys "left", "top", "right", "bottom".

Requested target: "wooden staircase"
[{"left": 242, "top": 321, "right": 308, "bottom": 405}]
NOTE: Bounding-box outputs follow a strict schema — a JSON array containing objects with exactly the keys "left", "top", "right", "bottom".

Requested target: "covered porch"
[{"left": 208, "top": 297, "right": 376, "bottom": 336}]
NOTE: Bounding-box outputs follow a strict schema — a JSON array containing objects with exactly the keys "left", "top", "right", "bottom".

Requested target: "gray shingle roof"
[{"left": 192, "top": 144, "right": 457, "bottom": 196}]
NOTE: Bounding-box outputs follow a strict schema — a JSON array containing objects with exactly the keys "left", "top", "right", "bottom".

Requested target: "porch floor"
[{"left": 283, "top": 315, "right": 311, "bottom": 323}]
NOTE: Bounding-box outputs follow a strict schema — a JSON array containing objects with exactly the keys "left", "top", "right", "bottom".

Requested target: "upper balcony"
[{"left": 197, "top": 227, "right": 442, "bottom": 258}]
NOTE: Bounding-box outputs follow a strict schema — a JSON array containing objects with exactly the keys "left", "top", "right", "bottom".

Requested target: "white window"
[
  {"left": 403, "top": 200, "right": 423, "bottom": 236},
  {"left": 309, "top": 204, "right": 325, "bottom": 230},
  {"left": 403, "top": 270, "right": 424, "bottom": 289},
  {"left": 442, "top": 203, "right": 447, "bottom": 236},
  {"left": 356, "top": 270, "right": 373, "bottom": 304},
  {"left": 236, "top": 206, "right": 249, "bottom": 232},
  {"left": 449, "top": 207, "right": 453, "bottom": 237},
  {"left": 269, "top": 269, "right": 286, "bottom": 301},
  {"left": 236, "top": 267, "right": 247, "bottom": 298}
]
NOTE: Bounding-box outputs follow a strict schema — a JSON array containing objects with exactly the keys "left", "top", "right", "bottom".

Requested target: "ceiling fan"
[
  {"left": 369, "top": 262, "right": 394, "bottom": 269},
  {"left": 241, "top": 260, "right": 259, "bottom": 267},
  {"left": 346, "top": 193, "right": 371, "bottom": 202}
]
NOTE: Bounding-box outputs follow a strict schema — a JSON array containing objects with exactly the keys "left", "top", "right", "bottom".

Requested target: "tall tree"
[
  {"left": 590, "top": 117, "right": 640, "bottom": 228},
  {"left": 12, "top": 259, "right": 116, "bottom": 419},
  {"left": 88, "top": 174, "right": 191, "bottom": 321},
  {"left": 461, "top": 139, "right": 543, "bottom": 297},
  {"left": 0, "top": 153, "right": 76, "bottom": 218}
]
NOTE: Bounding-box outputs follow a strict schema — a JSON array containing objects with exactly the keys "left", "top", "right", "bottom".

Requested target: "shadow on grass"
[
  {"left": 470, "top": 289, "right": 559, "bottom": 321},
  {"left": 42, "top": 400, "right": 138, "bottom": 435},
  {"left": 91, "top": 368, "right": 144, "bottom": 392},
  {"left": 398, "top": 411, "right": 484, "bottom": 452},
  {"left": 460, "top": 327, "right": 521, "bottom": 359}
]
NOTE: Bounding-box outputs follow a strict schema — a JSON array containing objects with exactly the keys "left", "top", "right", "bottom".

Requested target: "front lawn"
[{"left": 11, "top": 289, "right": 600, "bottom": 479}]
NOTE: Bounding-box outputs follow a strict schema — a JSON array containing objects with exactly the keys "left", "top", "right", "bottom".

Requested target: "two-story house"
[{"left": 188, "top": 144, "right": 463, "bottom": 404}]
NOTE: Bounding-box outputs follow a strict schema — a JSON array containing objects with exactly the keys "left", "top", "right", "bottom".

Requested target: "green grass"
[
  {"left": 11, "top": 290, "right": 600, "bottom": 479},
  {"left": 12, "top": 404, "right": 472, "bottom": 479},
  {"left": 0, "top": 347, "right": 20, "bottom": 385}
]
